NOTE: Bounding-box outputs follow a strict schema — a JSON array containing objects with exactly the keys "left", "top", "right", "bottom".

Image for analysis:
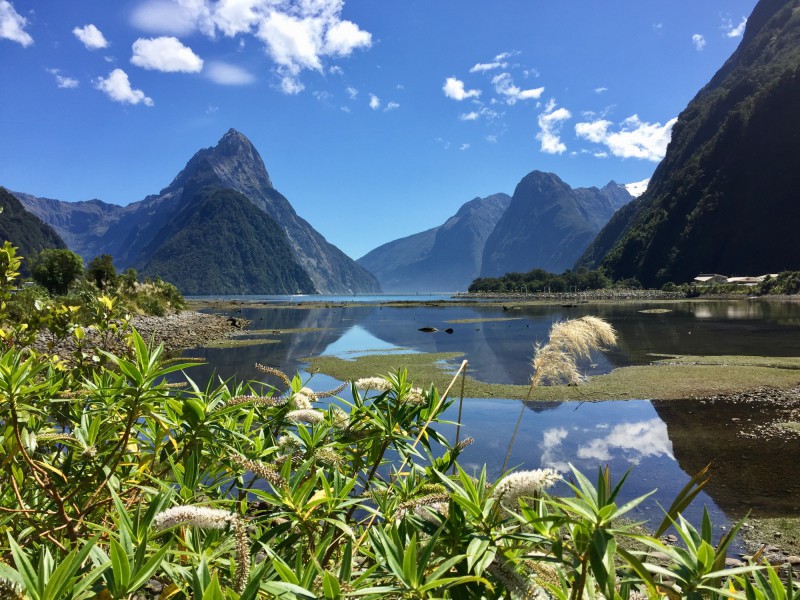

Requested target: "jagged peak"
[{"left": 162, "top": 128, "right": 273, "bottom": 194}]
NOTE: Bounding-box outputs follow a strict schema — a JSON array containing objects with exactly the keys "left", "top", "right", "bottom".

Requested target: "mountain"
[
  {"left": 578, "top": 0, "right": 800, "bottom": 285},
  {"left": 138, "top": 183, "right": 315, "bottom": 295},
  {"left": 0, "top": 187, "right": 66, "bottom": 275},
  {"left": 15, "top": 129, "right": 380, "bottom": 294},
  {"left": 479, "top": 172, "right": 632, "bottom": 277},
  {"left": 357, "top": 193, "right": 511, "bottom": 292}
]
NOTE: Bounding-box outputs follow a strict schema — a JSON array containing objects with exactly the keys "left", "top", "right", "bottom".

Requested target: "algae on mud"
[{"left": 303, "top": 352, "right": 800, "bottom": 400}]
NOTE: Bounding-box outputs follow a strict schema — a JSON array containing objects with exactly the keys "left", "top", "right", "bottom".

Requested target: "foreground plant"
[{"left": 0, "top": 245, "right": 776, "bottom": 598}]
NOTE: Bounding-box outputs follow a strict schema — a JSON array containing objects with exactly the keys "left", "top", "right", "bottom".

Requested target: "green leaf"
[
  {"left": 110, "top": 538, "right": 132, "bottom": 590},
  {"left": 7, "top": 534, "right": 40, "bottom": 600}
]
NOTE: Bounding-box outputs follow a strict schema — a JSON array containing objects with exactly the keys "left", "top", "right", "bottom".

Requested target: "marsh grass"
[{"left": 306, "top": 352, "right": 800, "bottom": 400}]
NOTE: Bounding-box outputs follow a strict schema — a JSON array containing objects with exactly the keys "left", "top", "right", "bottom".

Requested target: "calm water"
[{"left": 179, "top": 298, "right": 800, "bottom": 535}]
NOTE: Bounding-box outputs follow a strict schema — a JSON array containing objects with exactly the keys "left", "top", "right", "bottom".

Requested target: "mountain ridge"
[
  {"left": 578, "top": 0, "right": 800, "bottom": 284},
  {"left": 14, "top": 129, "right": 380, "bottom": 294}
]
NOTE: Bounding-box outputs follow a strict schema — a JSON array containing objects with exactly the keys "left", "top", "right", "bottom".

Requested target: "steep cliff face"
[
  {"left": 580, "top": 0, "right": 800, "bottom": 285},
  {"left": 0, "top": 187, "right": 66, "bottom": 274},
  {"left": 16, "top": 129, "right": 381, "bottom": 294},
  {"left": 480, "top": 172, "right": 631, "bottom": 277},
  {"left": 358, "top": 193, "right": 511, "bottom": 292}
]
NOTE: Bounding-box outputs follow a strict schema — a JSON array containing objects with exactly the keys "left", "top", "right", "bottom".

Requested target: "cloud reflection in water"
[{"left": 541, "top": 418, "right": 673, "bottom": 472}]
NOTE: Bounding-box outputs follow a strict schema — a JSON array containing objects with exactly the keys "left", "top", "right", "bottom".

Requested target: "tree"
[
  {"left": 31, "top": 248, "right": 84, "bottom": 295},
  {"left": 86, "top": 254, "right": 117, "bottom": 290}
]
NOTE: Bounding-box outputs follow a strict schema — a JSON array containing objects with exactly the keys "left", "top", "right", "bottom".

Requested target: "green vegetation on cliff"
[{"left": 580, "top": 0, "right": 800, "bottom": 286}]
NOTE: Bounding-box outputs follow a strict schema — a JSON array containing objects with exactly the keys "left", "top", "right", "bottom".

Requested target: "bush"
[{"left": 30, "top": 248, "right": 84, "bottom": 295}]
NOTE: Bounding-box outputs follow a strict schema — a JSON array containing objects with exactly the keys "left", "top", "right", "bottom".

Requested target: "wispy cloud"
[
  {"left": 692, "top": 33, "right": 706, "bottom": 51},
  {"left": 442, "top": 77, "right": 481, "bottom": 101},
  {"left": 346, "top": 86, "right": 358, "bottom": 99},
  {"left": 95, "top": 68, "right": 153, "bottom": 106},
  {"left": 536, "top": 99, "right": 571, "bottom": 154},
  {"left": 384, "top": 101, "right": 399, "bottom": 111},
  {"left": 0, "top": 0, "right": 33, "bottom": 46},
  {"left": 73, "top": 24, "right": 108, "bottom": 50},
  {"left": 205, "top": 61, "right": 255, "bottom": 85},
  {"left": 131, "top": 36, "right": 203, "bottom": 72},
  {"left": 492, "top": 72, "right": 543, "bottom": 104},
  {"left": 460, "top": 111, "right": 479, "bottom": 121},
  {"left": 575, "top": 114, "right": 677, "bottom": 161},
  {"left": 46, "top": 68, "right": 79, "bottom": 89},
  {"left": 594, "top": 86, "right": 608, "bottom": 94},
  {"left": 723, "top": 16, "right": 747, "bottom": 38},
  {"left": 460, "top": 143, "right": 470, "bottom": 150}
]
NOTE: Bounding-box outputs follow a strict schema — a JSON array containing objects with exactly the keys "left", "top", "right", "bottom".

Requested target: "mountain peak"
[{"left": 165, "top": 128, "right": 273, "bottom": 194}]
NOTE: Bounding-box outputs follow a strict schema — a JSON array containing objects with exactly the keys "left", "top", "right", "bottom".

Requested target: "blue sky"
[{"left": 0, "top": 0, "right": 757, "bottom": 260}]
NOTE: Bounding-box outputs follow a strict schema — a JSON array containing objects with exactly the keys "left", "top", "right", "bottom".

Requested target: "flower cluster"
[
  {"left": 287, "top": 409, "right": 324, "bottom": 424},
  {"left": 354, "top": 377, "right": 393, "bottom": 392},
  {"left": 492, "top": 468, "right": 561, "bottom": 509},
  {"left": 153, "top": 505, "right": 237, "bottom": 531}
]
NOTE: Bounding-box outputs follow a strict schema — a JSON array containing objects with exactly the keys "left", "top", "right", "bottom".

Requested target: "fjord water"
[{"left": 182, "top": 298, "right": 800, "bottom": 531}]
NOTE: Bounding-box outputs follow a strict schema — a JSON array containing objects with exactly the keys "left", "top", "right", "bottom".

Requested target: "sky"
[{"left": 0, "top": 0, "right": 758, "bottom": 260}]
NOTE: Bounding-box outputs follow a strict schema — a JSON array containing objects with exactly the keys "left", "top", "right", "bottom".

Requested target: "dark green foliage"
[
  {"left": 580, "top": 0, "right": 800, "bottom": 287},
  {"left": 139, "top": 185, "right": 316, "bottom": 295},
  {"left": 86, "top": 254, "right": 117, "bottom": 290},
  {"left": 0, "top": 187, "right": 66, "bottom": 276},
  {"left": 30, "top": 248, "right": 85, "bottom": 295},
  {"left": 758, "top": 271, "right": 800, "bottom": 295},
  {"left": 469, "top": 268, "right": 612, "bottom": 293}
]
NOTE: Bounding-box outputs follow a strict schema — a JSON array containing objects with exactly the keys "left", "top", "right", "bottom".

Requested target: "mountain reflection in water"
[{"left": 181, "top": 298, "right": 800, "bottom": 522}]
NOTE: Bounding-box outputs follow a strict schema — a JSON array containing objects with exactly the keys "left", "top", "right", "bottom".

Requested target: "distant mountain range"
[
  {"left": 14, "top": 130, "right": 380, "bottom": 294},
  {"left": 357, "top": 193, "right": 511, "bottom": 292},
  {"left": 358, "top": 172, "right": 637, "bottom": 291},
  {"left": 480, "top": 172, "right": 633, "bottom": 277},
  {"left": 579, "top": 0, "right": 800, "bottom": 285},
  {"left": 358, "top": 172, "right": 635, "bottom": 291}
]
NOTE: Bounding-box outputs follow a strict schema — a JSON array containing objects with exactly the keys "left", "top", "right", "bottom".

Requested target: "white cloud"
[
  {"left": 369, "top": 93, "right": 380, "bottom": 110},
  {"left": 384, "top": 101, "right": 399, "bottom": 111},
  {"left": 95, "top": 68, "right": 154, "bottom": 106},
  {"left": 540, "top": 427, "right": 570, "bottom": 472},
  {"left": 470, "top": 60, "right": 507, "bottom": 73},
  {"left": 593, "top": 151, "right": 608, "bottom": 158},
  {"left": 576, "top": 419, "right": 673, "bottom": 464},
  {"left": 575, "top": 119, "right": 612, "bottom": 143},
  {"left": 205, "top": 60, "right": 255, "bottom": 85},
  {"left": 486, "top": 134, "right": 498, "bottom": 143},
  {"left": 130, "top": 0, "right": 208, "bottom": 36},
  {"left": 575, "top": 114, "right": 677, "bottom": 161},
  {"left": 46, "top": 68, "right": 79, "bottom": 89},
  {"left": 594, "top": 86, "right": 607, "bottom": 94},
  {"left": 536, "top": 99, "right": 571, "bottom": 154},
  {"left": 131, "top": 36, "right": 203, "bottom": 72},
  {"left": 279, "top": 74, "right": 304, "bottom": 94},
  {"left": 692, "top": 33, "right": 706, "bottom": 51},
  {"left": 340, "top": 105, "right": 350, "bottom": 113},
  {"left": 346, "top": 86, "right": 358, "bottom": 99},
  {"left": 442, "top": 77, "right": 481, "bottom": 101},
  {"left": 324, "top": 19, "right": 371, "bottom": 56},
  {"left": 0, "top": 0, "right": 33, "bottom": 46},
  {"left": 73, "top": 24, "right": 108, "bottom": 50},
  {"left": 328, "top": 64, "right": 342, "bottom": 75},
  {"left": 130, "top": 0, "right": 372, "bottom": 93},
  {"left": 460, "top": 143, "right": 470, "bottom": 150},
  {"left": 724, "top": 16, "right": 747, "bottom": 38},
  {"left": 458, "top": 106, "right": 499, "bottom": 121},
  {"left": 492, "top": 72, "right": 543, "bottom": 105}
]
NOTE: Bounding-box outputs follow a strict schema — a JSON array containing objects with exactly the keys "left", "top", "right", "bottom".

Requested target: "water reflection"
[{"left": 182, "top": 298, "right": 800, "bottom": 521}]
